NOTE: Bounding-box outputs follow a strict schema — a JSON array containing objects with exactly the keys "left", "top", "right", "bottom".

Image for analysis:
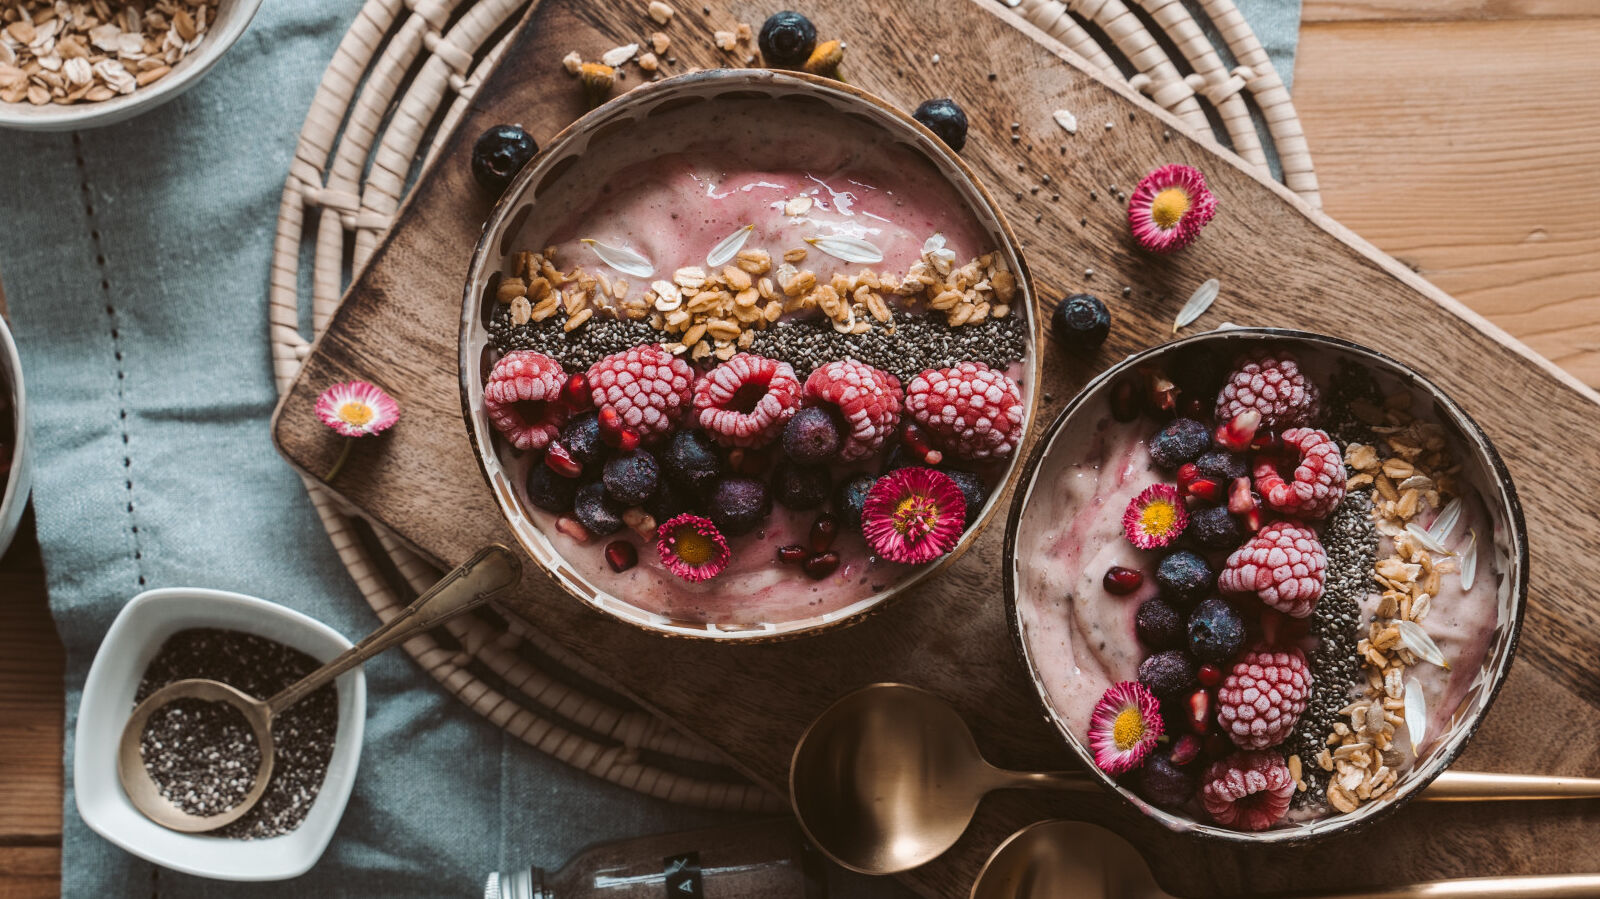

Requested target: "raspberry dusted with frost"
[
  {"left": 692, "top": 353, "right": 802, "bottom": 448},
  {"left": 1255, "top": 427, "right": 1346, "bottom": 520},
  {"left": 905, "top": 362, "right": 1024, "bottom": 461},
  {"left": 1214, "top": 352, "right": 1319, "bottom": 429},
  {"left": 1217, "top": 521, "right": 1326, "bottom": 617},
  {"left": 484, "top": 350, "right": 569, "bottom": 451},
  {"left": 1216, "top": 646, "right": 1311, "bottom": 750},
  {"left": 1201, "top": 751, "right": 1295, "bottom": 831},
  {"left": 586, "top": 344, "right": 695, "bottom": 442},
  {"left": 802, "top": 359, "right": 903, "bottom": 462}
]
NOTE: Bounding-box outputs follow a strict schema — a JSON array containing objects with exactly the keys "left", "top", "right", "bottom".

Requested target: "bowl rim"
[
  {"left": 1000, "top": 326, "right": 1529, "bottom": 844},
  {"left": 0, "top": 0, "right": 266, "bottom": 132},
  {"left": 458, "top": 67, "right": 1042, "bottom": 641},
  {"left": 73, "top": 586, "right": 366, "bottom": 880},
  {"left": 0, "top": 313, "right": 29, "bottom": 554}
]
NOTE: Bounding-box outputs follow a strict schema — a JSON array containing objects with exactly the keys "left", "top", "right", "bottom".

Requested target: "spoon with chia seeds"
[{"left": 118, "top": 544, "right": 522, "bottom": 833}]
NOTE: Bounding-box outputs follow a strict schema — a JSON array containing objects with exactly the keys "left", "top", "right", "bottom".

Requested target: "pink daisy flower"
[
  {"left": 861, "top": 467, "right": 967, "bottom": 565},
  {"left": 315, "top": 381, "right": 400, "bottom": 438},
  {"left": 1123, "top": 483, "right": 1188, "bottom": 550},
  {"left": 656, "top": 514, "right": 731, "bottom": 582},
  {"left": 1127, "top": 164, "right": 1217, "bottom": 253},
  {"left": 1088, "top": 681, "right": 1164, "bottom": 775}
]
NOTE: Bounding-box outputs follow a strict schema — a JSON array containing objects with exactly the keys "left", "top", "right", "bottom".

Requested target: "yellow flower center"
[
  {"left": 672, "top": 530, "right": 717, "bottom": 566},
  {"left": 1139, "top": 500, "right": 1177, "bottom": 536},
  {"left": 337, "top": 402, "right": 375, "bottom": 427},
  {"left": 1112, "top": 706, "right": 1145, "bottom": 750},
  {"left": 892, "top": 494, "right": 938, "bottom": 539},
  {"left": 1150, "top": 187, "right": 1190, "bottom": 230}
]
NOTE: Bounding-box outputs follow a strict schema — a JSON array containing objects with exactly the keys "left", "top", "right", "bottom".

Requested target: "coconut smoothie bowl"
[
  {"left": 1004, "top": 328, "right": 1526, "bottom": 843},
  {"left": 461, "top": 69, "right": 1041, "bottom": 640}
]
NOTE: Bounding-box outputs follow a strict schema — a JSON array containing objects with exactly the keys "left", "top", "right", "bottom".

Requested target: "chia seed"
[
  {"left": 1321, "top": 360, "right": 1384, "bottom": 446},
  {"left": 747, "top": 312, "right": 1027, "bottom": 383},
  {"left": 488, "top": 307, "right": 659, "bottom": 372},
  {"left": 136, "top": 629, "right": 338, "bottom": 839}
]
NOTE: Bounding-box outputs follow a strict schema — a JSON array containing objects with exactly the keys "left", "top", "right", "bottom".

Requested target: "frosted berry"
[
  {"left": 803, "top": 359, "right": 903, "bottom": 461},
  {"left": 1214, "top": 352, "right": 1319, "bottom": 429},
  {"left": 905, "top": 362, "right": 1023, "bottom": 461},
  {"left": 484, "top": 350, "right": 569, "bottom": 451},
  {"left": 1218, "top": 521, "right": 1326, "bottom": 618},
  {"left": 1196, "top": 451, "right": 1249, "bottom": 484},
  {"left": 662, "top": 429, "right": 722, "bottom": 493},
  {"left": 1187, "top": 598, "right": 1246, "bottom": 663},
  {"left": 707, "top": 477, "right": 771, "bottom": 537},
  {"left": 1155, "top": 550, "right": 1212, "bottom": 606},
  {"left": 1137, "top": 752, "right": 1196, "bottom": 808},
  {"left": 772, "top": 461, "right": 831, "bottom": 510},
  {"left": 693, "top": 353, "right": 802, "bottom": 448},
  {"left": 1135, "top": 599, "right": 1184, "bottom": 650},
  {"left": 559, "top": 412, "right": 604, "bottom": 468},
  {"left": 758, "top": 11, "right": 817, "bottom": 68},
  {"left": 1051, "top": 293, "right": 1110, "bottom": 351},
  {"left": 835, "top": 474, "right": 875, "bottom": 531},
  {"left": 913, "top": 98, "right": 969, "bottom": 153},
  {"left": 1216, "top": 646, "right": 1311, "bottom": 750},
  {"left": 1201, "top": 751, "right": 1295, "bottom": 831},
  {"left": 1148, "top": 418, "right": 1211, "bottom": 470},
  {"left": 525, "top": 464, "right": 577, "bottom": 513},
  {"left": 587, "top": 345, "right": 695, "bottom": 442},
  {"left": 602, "top": 450, "right": 659, "bottom": 507},
  {"left": 1187, "top": 505, "right": 1242, "bottom": 550},
  {"left": 573, "top": 482, "right": 624, "bottom": 537},
  {"left": 782, "top": 405, "right": 843, "bottom": 464},
  {"left": 1254, "top": 427, "right": 1346, "bottom": 520},
  {"left": 1137, "top": 649, "right": 1197, "bottom": 700}
]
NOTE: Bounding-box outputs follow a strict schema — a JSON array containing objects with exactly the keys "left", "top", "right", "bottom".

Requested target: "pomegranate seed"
[
  {"left": 612, "top": 427, "right": 641, "bottom": 452},
  {"left": 1227, "top": 477, "right": 1256, "bottom": 514},
  {"left": 1249, "top": 428, "right": 1279, "bottom": 452},
  {"left": 1213, "top": 410, "right": 1261, "bottom": 452},
  {"left": 544, "top": 441, "right": 583, "bottom": 478},
  {"left": 810, "top": 514, "right": 839, "bottom": 552},
  {"left": 802, "top": 551, "right": 840, "bottom": 580},
  {"left": 1242, "top": 506, "right": 1263, "bottom": 532},
  {"left": 1186, "top": 689, "right": 1213, "bottom": 734},
  {"left": 1102, "top": 566, "right": 1143, "bottom": 595},
  {"left": 1180, "top": 396, "right": 1206, "bottom": 419},
  {"left": 604, "top": 540, "right": 637, "bottom": 572},
  {"left": 597, "top": 406, "right": 626, "bottom": 444},
  {"left": 1197, "top": 664, "right": 1222, "bottom": 687},
  {"left": 1185, "top": 477, "right": 1222, "bottom": 503},
  {"left": 1109, "top": 377, "right": 1141, "bottom": 422},
  {"left": 777, "top": 544, "right": 808, "bottom": 564},
  {"left": 727, "top": 446, "right": 771, "bottom": 476},
  {"left": 1146, "top": 371, "right": 1180, "bottom": 416},
  {"left": 1176, "top": 463, "right": 1200, "bottom": 495},
  {"left": 561, "top": 373, "right": 593, "bottom": 411},
  {"left": 899, "top": 421, "right": 943, "bottom": 466},
  {"left": 1169, "top": 734, "right": 1203, "bottom": 766}
]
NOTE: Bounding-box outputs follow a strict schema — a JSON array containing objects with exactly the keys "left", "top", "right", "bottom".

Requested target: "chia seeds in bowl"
[{"left": 1003, "top": 328, "right": 1526, "bottom": 843}]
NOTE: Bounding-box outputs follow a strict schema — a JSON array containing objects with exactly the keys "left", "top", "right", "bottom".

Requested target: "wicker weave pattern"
[{"left": 269, "top": 0, "right": 1316, "bottom": 806}]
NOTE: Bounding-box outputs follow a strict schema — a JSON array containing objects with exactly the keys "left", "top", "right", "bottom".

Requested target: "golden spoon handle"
[
  {"left": 1420, "top": 771, "right": 1600, "bottom": 802},
  {"left": 1305, "top": 873, "right": 1600, "bottom": 898},
  {"left": 999, "top": 770, "right": 1100, "bottom": 792}
]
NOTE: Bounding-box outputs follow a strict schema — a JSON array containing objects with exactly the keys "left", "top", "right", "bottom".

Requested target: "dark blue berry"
[
  {"left": 662, "top": 429, "right": 722, "bottom": 493},
  {"left": 1136, "top": 752, "right": 1196, "bottom": 808},
  {"left": 1148, "top": 418, "right": 1211, "bottom": 469},
  {"left": 1051, "top": 293, "right": 1110, "bottom": 351},
  {"left": 1195, "top": 450, "right": 1248, "bottom": 483},
  {"left": 913, "top": 98, "right": 969, "bottom": 153},
  {"left": 645, "top": 476, "right": 695, "bottom": 523},
  {"left": 1135, "top": 598, "right": 1185, "bottom": 650},
  {"left": 782, "top": 406, "right": 842, "bottom": 464},
  {"left": 758, "top": 11, "right": 817, "bottom": 68},
  {"left": 1137, "top": 649, "right": 1197, "bottom": 700},
  {"left": 525, "top": 463, "right": 577, "bottom": 514},
  {"left": 941, "top": 469, "right": 988, "bottom": 525},
  {"left": 708, "top": 477, "right": 771, "bottom": 536},
  {"left": 560, "top": 412, "right": 604, "bottom": 468},
  {"left": 471, "top": 124, "right": 538, "bottom": 194},
  {"left": 1155, "top": 550, "right": 1213, "bottom": 606},
  {"left": 772, "top": 462, "right": 831, "bottom": 510},
  {"left": 836, "top": 474, "right": 875, "bottom": 531},
  {"left": 1187, "top": 505, "right": 1242, "bottom": 549},
  {"left": 574, "top": 481, "right": 624, "bottom": 536},
  {"left": 602, "top": 450, "right": 659, "bottom": 507},
  {"left": 1188, "top": 597, "right": 1246, "bottom": 663}
]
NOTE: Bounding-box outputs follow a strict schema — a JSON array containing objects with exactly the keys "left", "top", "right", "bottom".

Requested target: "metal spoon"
[
  {"left": 790, "top": 683, "right": 1600, "bottom": 876},
  {"left": 118, "top": 544, "right": 522, "bottom": 833},
  {"left": 971, "top": 819, "right": 1600, "bottom": 899}
]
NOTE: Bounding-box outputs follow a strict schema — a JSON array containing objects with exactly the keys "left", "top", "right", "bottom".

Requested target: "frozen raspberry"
[
  {"left": 802, "top": 359, "right": 903, "bottom": 462},
  {"left": 1254, "top": 428, "right": 1346, "bottom": 520},
  {"left": 1214, "top": 352, "right": 1319, "bottom": 429},
  {"left": 692, "top": 353, "right": 802, "bottom": 448},
  {"left": 484, "top": 350, "right": 569, "bottom": 451},
  {"left": 586, "top": 344, "right": 695, "bottom": 442},
  {"left": 1217, "top": 521, "right": 1326, "bottom": 618},
  {"left": 905, "top": 362, "right": 1023, "bottom": 461},
  {"left": 1216, "top": 646, "right": 1311, "bottom": 750},
  {"left": 1201, "top": 750, "right": 1295, "bottom": 830}
]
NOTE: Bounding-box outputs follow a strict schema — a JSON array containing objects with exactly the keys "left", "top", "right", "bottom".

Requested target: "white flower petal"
[
  {"left": 1172, "top": 278, "right": 1219, "bottom": 333},
  {"left": 580, "top": 238, "right": 654, "bottom": 278},
  {"left": 705, "top": 224, "right": 753, "bottom": 268},
  {"left": 807, "top": 235, "right": 884, "bottom": 265}
]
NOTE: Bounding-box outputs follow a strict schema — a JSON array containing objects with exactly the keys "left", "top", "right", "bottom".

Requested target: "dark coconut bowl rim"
[{"left": 1001, "top": 326, "right": 1528, "bottom": 844}]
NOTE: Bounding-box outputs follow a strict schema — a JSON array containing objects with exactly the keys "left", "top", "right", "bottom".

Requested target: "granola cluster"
[{"left": 0, "top": 0, "right": 215, "bottom": 106}]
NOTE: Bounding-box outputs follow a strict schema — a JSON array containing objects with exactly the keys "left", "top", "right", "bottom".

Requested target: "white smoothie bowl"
[
  {"left": 0, "top": 312, "right": 29, "bottom": 558},
  {"left": 75, "top": 587, "right": 365, "bottom": 880}
]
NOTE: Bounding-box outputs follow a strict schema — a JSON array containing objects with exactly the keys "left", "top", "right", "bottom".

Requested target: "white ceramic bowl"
[
  {"left": 0, "top": 313, "right": 29, "bottom": 558},
  {"left": 0, "top": 0, "right": 264, "bottom": 132},
  {"left": 75, "top": 588, "right": 365, "bottom": 881}
]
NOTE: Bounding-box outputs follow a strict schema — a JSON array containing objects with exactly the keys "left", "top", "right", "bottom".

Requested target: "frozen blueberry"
[
  {"left": 574, "top": 481, "right": 624, "bottom": 537},
  {"left": 645, "top": 476, "right": 695, "bottom": 523},
  {"left": 708, "top": 477, "right": 771, "bottom": 536},
  {"left": 758, "top": 11, "right": 817, "bottom": 69},
  {"left": 1188, "top": 597, "right": 1246, "bottom": 663},
  {"left": 560, "top": 412, "right": 604, "bottom": 468},
  {"left": 782, "top": 406, "right": 842, "bottom": 465},
  {"left": 942, "top": 469, "right": 988, "bottom": 525},
  {"left": 1187, "top": 505, "right": 1242, "bottom": 550},
  {"left": 1051, "top": 293, "right": 1110, "bottom": 352},
  {"left": 1155, "top": 550, "right": 1213, "bottom": 606},
  {"left": 913, "top": 98, "right": 969, "bottom": 153},
  {"left": 525, "top": 463, "right": 577, "bottom": 514},
  {"left": 1137, "top": 752, "right": 1196, "bottom": 808},
  {"left": 772, "top": 462, "right": 831, "bottom": 510},
  {"left": 836, "top": 474, "right": 875, "bottom": 531},
  {"left": 1135, "top": 598, "right": 1185, "bottom": 651},
  {"left": 1148, "top": 418, "right": 1211, "bottom": 470},
  {"left": 602, "top": 450, "right": 659, "bottom": 507},
  {"left": 1195, "top": 450, "right": 1248, "bottom": 483},
  {"left": 471, "top": 124, "right": 538, "bottom": 194},
  {"left": 1137, "top": 649, "right": 1198, "bottom": 700},
  {"left": 662, "top": 429, "right": 722, "bottom": 493}
]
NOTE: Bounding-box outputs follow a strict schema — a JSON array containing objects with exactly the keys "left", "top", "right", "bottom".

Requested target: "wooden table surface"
[{"left": 2, "top": 1, "right": 1596, "bottom": 894}]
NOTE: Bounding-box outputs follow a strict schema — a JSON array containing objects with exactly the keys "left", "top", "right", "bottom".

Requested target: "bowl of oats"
[
  {"left": 1005, "top": 327, "right": 1527, "bottom": 842},
  {"left": 460, "top": 68, "right": 1040, "bottom": 640},
  {"left": 0, "top": 0, "right": 263, "bottom": 131}
]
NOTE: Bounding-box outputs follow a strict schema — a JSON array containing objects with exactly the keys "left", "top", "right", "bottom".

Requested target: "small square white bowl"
[{"left": 75, "top": 587, "right": 365, "bottom": 881}]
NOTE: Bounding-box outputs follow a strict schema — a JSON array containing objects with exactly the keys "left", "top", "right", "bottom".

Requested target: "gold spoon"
[
  {"left": 118, "top": 544, "right": 522, "bottom": 833},
  {"left": 790, "top": 684, "right": 1600, "bottom": 875},
  {"left": 971, "top": 819, "right": 1600, "bottom": 899}
]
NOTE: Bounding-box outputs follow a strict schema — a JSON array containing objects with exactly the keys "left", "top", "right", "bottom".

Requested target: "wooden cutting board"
[{"left": 270, "top": 0, "right": 1600, "bottom": 894}]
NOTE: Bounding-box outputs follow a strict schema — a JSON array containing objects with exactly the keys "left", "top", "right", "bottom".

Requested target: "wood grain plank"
[
  {"left": 0, "top": 847, "right": 59, "bottom": 899},
  {"left": 0, "top": 515, "right": 64, "bottom": 843},
  {"left": 1302, "top": 0, "right": 1597, "bottom": 22},
  {"left": 1294, "top": 17, "right": 1600, "bottom": 385}
]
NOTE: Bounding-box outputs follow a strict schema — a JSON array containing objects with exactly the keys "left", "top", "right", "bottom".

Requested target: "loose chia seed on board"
[{"left": 136, "top": 629, "right": 338, "bottom": 839}]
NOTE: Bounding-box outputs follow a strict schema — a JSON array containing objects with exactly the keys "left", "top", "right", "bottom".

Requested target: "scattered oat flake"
[
  {"left": 651, "top": 32, "right": 671, "bottom": 54},
  {"left": 648, "top": 0, "right": 675, "bottom": 24},
  {"left": 807, "top": 235, "right": 884, "bottom": 265},
  {"left": 602, "top": 43, "right": 639, "bottom": 67},
  {"left": 1395, "top": 620, "right": 1449, "bottom": 670},
  {"left": 705, "top": 224, "right": 754, "bottom": 268},
  {"left": 1172, "top": 278, "right": 1219, "bottom": 333},
  {"left": 1403, "top": 677, "right": 1426, "bottom": 757},
  {"left": 784, "top": 196, "right": 813, "bottom": 216},
  {"left": 1052, "top": 109, "right": 1078, "bottom": 134},
  {"left": 562, "top": 51, "right": 583, "bottom": 74},
  {"left": 581, "top": 238, "right": 655, "bottom": 278},
  {"left": 714, "top": 30, "right": 738, "bottom": 51}
]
